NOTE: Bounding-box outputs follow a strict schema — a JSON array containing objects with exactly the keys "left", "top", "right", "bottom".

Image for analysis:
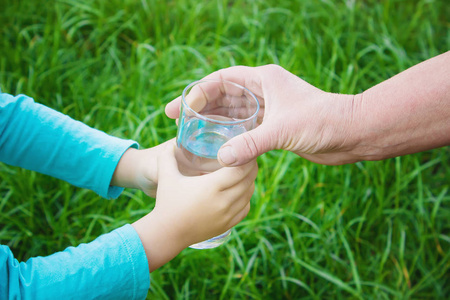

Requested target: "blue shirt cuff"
[{"left": 104, "top": 141, "right": 139, "bottom": 199}]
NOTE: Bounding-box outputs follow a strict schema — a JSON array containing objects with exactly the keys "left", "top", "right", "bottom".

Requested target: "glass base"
[{"left": 189, "top": 229, "right": 232, "bottom": 249}]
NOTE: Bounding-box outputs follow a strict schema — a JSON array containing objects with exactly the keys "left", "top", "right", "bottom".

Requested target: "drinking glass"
[{"left": 175, "top": 79, "right": 260, "bottom": 249}]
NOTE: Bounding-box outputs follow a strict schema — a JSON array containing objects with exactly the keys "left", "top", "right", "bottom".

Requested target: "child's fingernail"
[{"left": 218, "top": 146, "right": 236, "bottom": 165}]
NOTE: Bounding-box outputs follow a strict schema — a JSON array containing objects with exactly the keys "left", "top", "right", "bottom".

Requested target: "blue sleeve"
[
  {"left": 0, "top": 92, "right": 138, "bottom": 199},
  {"left": 0, "top": 224, "right": 150, "bottom": 299}
]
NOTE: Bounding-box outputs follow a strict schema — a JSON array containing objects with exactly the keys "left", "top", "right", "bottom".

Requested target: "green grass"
[{"left": 1, "top": 0, "right": 449, "bottom": 298}]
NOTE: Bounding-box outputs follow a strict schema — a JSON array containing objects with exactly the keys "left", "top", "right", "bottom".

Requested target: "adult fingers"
[
  {"left": 202, "top": 66, "right": 264, "bottom": 100},
  {"left": 165, "top": 96, "right": 182, "bottom": 119}
]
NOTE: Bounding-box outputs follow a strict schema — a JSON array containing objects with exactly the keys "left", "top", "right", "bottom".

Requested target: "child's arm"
[
  {"left": 1, "top": 225, "right": 150, "bottom": 299},
  {"left": 1, "top": 141, "right": 257, "bottom": 298},
  {"left": 0, "top": 91, "right": 168, "bottom": 199},
  {"left": 0, "top": 93, "right": 153, "bottom": 299},
  {"left": 0, "top": 92, "right": 258, "bottom": 297},
  {"left": 0, "top": 92, "right": 138, "bottom": 199},
  {"left": 109, "top": 142, "right": 168, "bottom": 198}
]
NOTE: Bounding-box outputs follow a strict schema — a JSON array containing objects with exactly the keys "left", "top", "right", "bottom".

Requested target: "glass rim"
[{"left": 181, "top": 79, "right": 260, "bottom": 125}]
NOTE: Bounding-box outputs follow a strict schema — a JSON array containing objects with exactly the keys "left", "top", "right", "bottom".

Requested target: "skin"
[
  {"left": 113, "top": 51, "right": 448, "bottom": 272},
  {"left": 111, "top": 139, "right": 258, "bottom": 272},
  {"left": 110, "top": 142, "right": 161, "bottom": 197},
  {"left": 165, "top": 51, "right": 450, "bottom": 166}
]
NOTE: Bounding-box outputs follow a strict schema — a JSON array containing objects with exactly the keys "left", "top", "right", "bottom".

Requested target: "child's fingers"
[
  {"left": 209, "top": 160, "right": 258, "bottom": 190},
  {"left": 222, "top": 172, "right": 256, "bottom": 209},
  {"left": 157, "top": 140, "right": 181, "bottom": 183},
  {"left": 227, "top": 202, "right": 251, "bottom": 229},
  {"left": 230, "top": 161, "right": 259, "bottom": 189},
  {"left": 223, "top": 160, "right": 258, "bottom": 192},
  {"left": 226, "top": 181, "right": 255, "bottom": 215}
]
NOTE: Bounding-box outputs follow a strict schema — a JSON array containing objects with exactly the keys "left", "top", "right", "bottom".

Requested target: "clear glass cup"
[{"left": 175, "top": 79, "right": 260, "bottom": 249}]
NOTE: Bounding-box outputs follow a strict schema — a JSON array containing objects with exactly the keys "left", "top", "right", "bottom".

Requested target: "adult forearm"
[{"left": 350, "top": 51, "right": 450, "bottom": 161}]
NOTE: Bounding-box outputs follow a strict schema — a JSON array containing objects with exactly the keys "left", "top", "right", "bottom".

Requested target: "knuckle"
[
  {"left": 264, "top": 64, "right": 284, "bottom": 74},
  {"left": 230, "top": 165, "right": 246, "bottom": 181},
  {"left": 217, "top": 197, "right": 231, "bottom": 211},
  {"left": 250, "top": 182, "right": 256, "bottom": 193},
  {"left": 250, "top": 163, "right": 259, "bottom": 180},
  {"left": 247, "top": 185, "right": 255, "bottom": 199},
  {"left": 241, "top": 132, "right": 260, "bottom": 159},
  {"left": 244, "top": 203, "right": 251, "bottom": 216},
  {"left": 237, "top": 204, "right": 251, "bottom": 224},
  {"left": 244, "top": 176, "right": 255, "bottom": 190},
  {"left": 264, "top": 63, "right": 280, "bottom": 70}
]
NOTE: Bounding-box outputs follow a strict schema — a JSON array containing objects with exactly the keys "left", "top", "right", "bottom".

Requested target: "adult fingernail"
[{"left": 218, "top": 146, "right": 236, "bottom": 165}]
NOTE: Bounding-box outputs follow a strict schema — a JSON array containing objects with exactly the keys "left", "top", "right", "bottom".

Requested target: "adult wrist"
[
  {"left": 345, "top": 91, "right": 389, "bottom": 162},
  {"left": 324, "top": 92, "right": 365, "bottom": 164}
]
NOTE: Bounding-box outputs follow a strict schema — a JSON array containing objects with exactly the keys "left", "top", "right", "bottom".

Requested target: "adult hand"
[
  {"left": 165, "top": 65, "right": 359, "bottom": 166},
  {"left": 167, "top": 53, "right": 450, "bottom": 166}
]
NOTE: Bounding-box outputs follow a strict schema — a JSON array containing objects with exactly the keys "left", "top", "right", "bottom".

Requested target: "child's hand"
[
  {"left": 155, "top": 140, "right": 258, "bottom": 245},
  {"left": 132, "top": 140, "right": 258, "bottom": 272}
]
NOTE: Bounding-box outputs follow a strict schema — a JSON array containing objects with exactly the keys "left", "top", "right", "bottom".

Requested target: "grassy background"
[{"left": 1, "top": 0, "right": 449, "bottom": 298}]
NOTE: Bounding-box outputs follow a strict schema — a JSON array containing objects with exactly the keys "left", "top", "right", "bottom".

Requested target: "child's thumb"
[{"left": 157, "top": 141, "right": 181, "bottom": 181}]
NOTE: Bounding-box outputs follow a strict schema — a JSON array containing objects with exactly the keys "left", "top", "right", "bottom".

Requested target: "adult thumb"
[
  {"left": 218, "top": 125, "right": 276, "bottom": 166},
  {"left": 157, "top": 141, "right": 181, "bottom": 182}
]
